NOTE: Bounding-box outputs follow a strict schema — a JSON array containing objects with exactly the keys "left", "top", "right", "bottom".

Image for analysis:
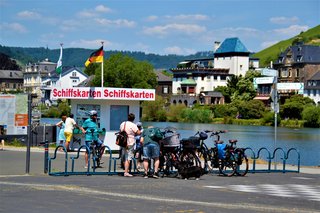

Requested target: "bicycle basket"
[
  {"left": 160, "top": 133, "right": 180, "bottom": 147},
  {"left": 181, "top": 136, "right": 201, "bottom": 149}
]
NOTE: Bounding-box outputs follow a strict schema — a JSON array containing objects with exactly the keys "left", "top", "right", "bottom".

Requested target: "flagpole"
[
  {"left": 59, "top": 43, "right": 63, "bottom": 87},
  {"left": 101, "top": 41, "right": 104, "bottom": 88}
]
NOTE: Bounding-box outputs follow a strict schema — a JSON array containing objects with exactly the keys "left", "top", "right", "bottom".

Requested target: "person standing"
[
  {"left": 119, "top": 113, "right": 141, "bottom": 177},
  {"left": 141, "top": 126, "right": 162, "bottom": 179},
  {"left": 56, "top": 114, "right": 67, "bottom": 151},
  {"left": 64, "top": 113, "right": 85, "bottom": 151},
  {"left": 134, "top": 122, "right": 144, "bottom": 170}
]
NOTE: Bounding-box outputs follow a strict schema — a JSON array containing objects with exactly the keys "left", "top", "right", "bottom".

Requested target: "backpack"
[
  {"left": 116, "top": 122, "right": 128, "bottom": 148},
  {"left": 149, "top": 127, "right": 164, "bottom": 142}
]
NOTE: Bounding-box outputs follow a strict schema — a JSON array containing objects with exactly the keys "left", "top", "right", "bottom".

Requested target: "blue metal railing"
[{"left": 46, "top": 142, "right": 300, "bottom": 176}]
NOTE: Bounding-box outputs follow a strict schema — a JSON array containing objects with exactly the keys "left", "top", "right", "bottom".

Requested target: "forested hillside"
[{"left": 0, "top": 44, "right": 213, "bottom": 69}]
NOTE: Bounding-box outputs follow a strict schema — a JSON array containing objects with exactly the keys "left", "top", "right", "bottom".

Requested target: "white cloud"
[
  {"left": 273, "top": 25, "right": 309, "bottom": 36},
  {"left": 270, "top": 16, "right": 299, "bottom": 25},
  {"left": 69, "top": 39, "right": 113, "bottom": 49},
  {"left": 17, "top": 10, "right": 41, "bottom": 19},
  {"left": 95, "top": 5, "right": 112, "bottom": 13},
  {"left": 77, "top": 10, "right": 97, "bottom": 18},
  {"left": 146, "top": 15, "right": 158, "bottom": 22},
  {"left": 1, "top": 22, "right": 27, "bottom": 33},
  {"left": 163, "top": 46, "right": 196, "bottom": 55},
  {"left": 165, "top": 14, "right": 209, "bottom": 21},
  {"left": 143, "top": 23, "right": 206, "bottom": 37},
  {"left": 95, "top": 18, "right": 136, "bottom": 28}
]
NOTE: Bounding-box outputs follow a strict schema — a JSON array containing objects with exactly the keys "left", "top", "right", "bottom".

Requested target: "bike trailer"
[{"left": 160, "top": 133, "right": 180, "bottom": 147}]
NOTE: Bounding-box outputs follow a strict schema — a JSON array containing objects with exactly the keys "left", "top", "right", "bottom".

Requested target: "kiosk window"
[{"left": 110, "top": 105, "right": 128, "bottom": 131}]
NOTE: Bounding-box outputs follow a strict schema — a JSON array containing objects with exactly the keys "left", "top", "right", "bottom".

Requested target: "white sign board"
[
  {"left": 277, "top": 83, "right": 304, "bottom": 90},
  {"left": 254, "top": 77, "right": 275, "bottom": 84},
  {"left": 51, "top": 87, "right": 155, "bottom": 101},
  {"left": 261, "top": 68, "right": 278, "bottom": 77}
]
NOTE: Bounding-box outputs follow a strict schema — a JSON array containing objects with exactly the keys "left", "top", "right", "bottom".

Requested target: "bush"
[
  {"left": 166, "top": 104, "right": 186, "bottom": 122},
  {"left": 213, "top": 104, "right": 238, "bottom": 118},
  {"left": 142, "top": 95, "right": 166, "bottom": 121},
  {"left": 302, "top": 105, "right": 320, "bottom": 127},
  {"left": 261, "top": 111, "right": 281, "bottom": 126},
  {"left": 180, "top": 108, "right": 213, "bottom": 123}
]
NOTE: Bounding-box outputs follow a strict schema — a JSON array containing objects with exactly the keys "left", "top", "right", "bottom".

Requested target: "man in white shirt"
[{"left": 64, "top": 114, "right": 85, "bottom": 151}]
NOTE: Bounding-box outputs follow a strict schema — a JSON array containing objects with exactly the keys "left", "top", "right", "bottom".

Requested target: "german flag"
[{"left": 85, "top": 46, "right": 104, "bottom": 67}]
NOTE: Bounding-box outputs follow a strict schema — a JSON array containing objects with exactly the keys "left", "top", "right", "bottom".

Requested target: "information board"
[{"left": 0, "top": 94, "right": 28, "bottom": 135}]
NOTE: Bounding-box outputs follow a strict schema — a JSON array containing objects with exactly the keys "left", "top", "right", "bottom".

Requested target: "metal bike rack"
[
  {"left": 46, "top": 144, "right": 300, "bottom": 176},
  {"left": 246, "top": 147, "right": 300, "bottom": 173},
  {"left": 48, "top": 144, "right": 141, "bottom": 176}
]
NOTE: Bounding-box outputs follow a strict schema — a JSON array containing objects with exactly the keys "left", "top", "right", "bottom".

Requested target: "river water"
[{"left": 41, "top": 118, "right": 319, "bottom": 166}]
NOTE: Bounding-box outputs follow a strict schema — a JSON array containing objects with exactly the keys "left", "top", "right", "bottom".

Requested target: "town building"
[
  {"left": 0, "top": 70, "right": 23, "bottom": 92},
  {"left": 273, "top": 44, "right": 320, "bottom": 99},
  {"left": 41, "top": 66, "right": 88, "bottom": 105},
  {"left": 170, "top": 37, "right": 251, "bottom": 106},
  {"left": 304, "top": 71, "right": 320, "bottom": 105},
  {"left": 23, "top": 59, "right": 56, "bottom": 103}
]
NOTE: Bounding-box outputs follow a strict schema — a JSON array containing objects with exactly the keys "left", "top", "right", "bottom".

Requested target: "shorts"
[
  {"left": 122, "top": 145, "right": 135, "bottom": 161},
  {"left": 143, "top": 143, "right": 160, "bottom": 160},
  {"left": 85, "top": 138, "right": 104, "bottom": 148},
  {"left": 64, "top": 132, "right": 73, "bottom": 142}
]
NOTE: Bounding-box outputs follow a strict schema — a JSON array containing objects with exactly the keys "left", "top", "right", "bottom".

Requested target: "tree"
[
  {"left": 85, "top": 53, "right": 158, "bottom": 89},
  {"left": 280, "top": 95, "right": 315, "bottom": 119},
  {"left": 302, "top": 106, "right": 320, "bottom": 127}
]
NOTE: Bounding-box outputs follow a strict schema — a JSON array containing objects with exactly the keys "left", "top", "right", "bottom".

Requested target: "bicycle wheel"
[
  {"left": 219, "top": 152, "right": 236, "bottom": 177},
  {"left": 162, "top": 152, "right": 179, "bottom": 178},
  {"left": 180, "top": 151, "right": 201, "bottom": 168},
  {"left": 235, "top": 150, "right": 249, "bottom": 176}
]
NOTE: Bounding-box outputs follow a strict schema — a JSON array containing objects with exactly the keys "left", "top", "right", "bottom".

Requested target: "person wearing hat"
[{"left": 82, "top": 110, "right": 105, "bottom": 169}]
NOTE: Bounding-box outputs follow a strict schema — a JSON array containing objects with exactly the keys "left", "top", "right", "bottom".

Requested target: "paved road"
[{"left": 0, "top": 148, "right": 319, "bottom": 213}]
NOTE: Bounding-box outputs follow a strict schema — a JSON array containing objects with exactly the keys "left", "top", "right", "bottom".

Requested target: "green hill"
[
  {"left": 0, "top": 45, "right": 212, "bottom": 70},
  {"left": 253, "top": 25, "right": 320, "bottom": 67}
]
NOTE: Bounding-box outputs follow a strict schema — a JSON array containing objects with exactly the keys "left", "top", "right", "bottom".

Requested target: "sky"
[{"left": 0, "top": 0, "right": 319, "bottom": 55}]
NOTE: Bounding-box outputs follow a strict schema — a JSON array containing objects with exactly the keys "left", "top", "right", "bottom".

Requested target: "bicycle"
[
  {"left": 226, "top": 139, "right": 249, "bottom": 176},
  {"left": 86, "top": 129, "right": 105, "bottom": 168},
  {"left": 158, "top": 127, "right": 182, "bottom": 177}
]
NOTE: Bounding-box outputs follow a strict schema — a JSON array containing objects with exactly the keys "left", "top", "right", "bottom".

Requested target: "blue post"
[{"left": 44, "top": 140, "right": 49, "bottom": 173}]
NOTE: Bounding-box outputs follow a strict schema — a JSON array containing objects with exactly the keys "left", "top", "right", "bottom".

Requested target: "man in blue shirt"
[{"left": 83, "top": 110, "right": 105, "bottom": 168}]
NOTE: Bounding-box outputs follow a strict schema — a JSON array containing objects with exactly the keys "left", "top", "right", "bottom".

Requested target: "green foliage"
[
  {"left": 302, "top": 105, "right": 320, "bottom": 127},
  {"left": 180, "top": 108, "right": 213, "bottom": 123},
  {"left": 280, "top": 95, "right": 315, "bottom": 119},
  {"left": 90, "top": 53, "right": 157, "bottom": 89},
  {"left": 213, "top": 104, "right": 238, "bottom": 118},
  {"left": 261, "top": 111, "right": 281, "bottom": 126},
  {"left": 166, "top": 104, "right": 186, "bottom": 122},
  {"left": 236, "top": 100, "right": 266, "bottom": 119},
  {"left": 141, "top": 95, "right": 166, "bottom": 121},
  {"left": 42, "top": 101, "right": 70, "bottom": 118},
  {"left": 280, "top": 119, "right": 304, "bottom": 128}
]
